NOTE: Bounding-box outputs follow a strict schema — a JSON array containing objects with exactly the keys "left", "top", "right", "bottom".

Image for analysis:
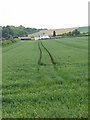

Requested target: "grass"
[{"left": 2, "top": 36, "right": 88, "bottom": 118}]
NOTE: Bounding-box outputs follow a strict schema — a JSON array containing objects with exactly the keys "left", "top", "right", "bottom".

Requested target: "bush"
[{"left": 2, "top": 38, "right": 20, "bottom": 46}]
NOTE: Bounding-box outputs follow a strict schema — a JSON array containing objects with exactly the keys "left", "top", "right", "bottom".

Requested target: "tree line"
[
  {"left": 1, "top": 25, "right": 46, "bottom": 40},
  {"left": 52, "top": 29, "right": 81, "bottom": 37},
  {"left": 59, "top": 29, "right": 81, "bottom": 36}
]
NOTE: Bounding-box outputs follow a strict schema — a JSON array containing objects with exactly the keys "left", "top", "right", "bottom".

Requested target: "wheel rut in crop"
[
  {"left": 40, "top": 41, "right": 56, "bottom": 65},
  {"left": 37, "top": 40, "right": 62, "bottom": 78},
  {"left": 38, "top": 40, "right": 56, "bottom": 67},
  {"left": 38, "top": 41, "right": 46, "bottom": 66}
]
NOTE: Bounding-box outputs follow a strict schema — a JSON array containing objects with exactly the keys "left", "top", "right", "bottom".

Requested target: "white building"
[
  {"left": 35, "top": 35, "right": 40, "bottom": 40},
  {"left": 35, "top": 33, "right": 50, "bottom": 40}
]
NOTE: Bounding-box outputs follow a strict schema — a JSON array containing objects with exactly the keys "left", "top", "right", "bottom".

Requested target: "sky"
[{"left": 1, "top": 0, "right": 89, "bottom": 29}]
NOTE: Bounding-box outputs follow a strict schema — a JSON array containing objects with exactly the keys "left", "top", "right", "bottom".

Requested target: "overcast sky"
[{"left": 1, "top": 0, "right": 89, "bottom": 29}]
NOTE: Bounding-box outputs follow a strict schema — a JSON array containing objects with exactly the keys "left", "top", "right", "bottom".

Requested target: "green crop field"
[{"left": 2, "top": 36, "right": 88, "bottom": 118}]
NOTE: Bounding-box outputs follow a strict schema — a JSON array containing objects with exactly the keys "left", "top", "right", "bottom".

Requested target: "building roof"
[{"left": 19, "top": 37, "right": 31, "bottom": 39}]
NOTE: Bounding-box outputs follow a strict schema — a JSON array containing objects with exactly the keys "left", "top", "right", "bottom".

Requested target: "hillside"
[
  {"left": 77, "top": 26, "right": 88, "bottom": 33},
  {"left": 28, "top": 27, "right": 77, "bottom": 37}
]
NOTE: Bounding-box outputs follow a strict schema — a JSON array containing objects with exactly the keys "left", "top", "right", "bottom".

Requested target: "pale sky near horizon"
[{"left": 1, "top": 0, "right": 89, "bottom": 29}]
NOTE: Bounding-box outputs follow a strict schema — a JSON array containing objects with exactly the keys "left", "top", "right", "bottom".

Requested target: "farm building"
[
  {"left": 35, "top": 33, "right": 50, "bottom": 40},
  {"left": 18, "top": 37, "right": 31, "bottom": 40}
]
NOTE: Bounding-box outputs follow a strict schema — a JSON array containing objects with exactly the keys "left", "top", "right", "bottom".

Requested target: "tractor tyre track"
[
  {"left": 38, "top": 41, "right": 46, "bottom": 66},
  {"left": 37, "top": 40, "right": 64, "bottom": 79},
  {"left": 40, "top": 41, "right": 56, "bottom": 65}
]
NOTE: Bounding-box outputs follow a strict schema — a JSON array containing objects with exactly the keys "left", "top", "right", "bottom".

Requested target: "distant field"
[
  {"left": 28, "top": 28, "right": 77, "bottom": 37},
  {"left": 77, "top": 26, "right": 88, "bottom": 33},
  {"left": 2, "top": 36, "right": 88, "bottom": 118}
]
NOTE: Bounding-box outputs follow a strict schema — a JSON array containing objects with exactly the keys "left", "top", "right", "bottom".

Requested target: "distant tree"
[
  {"left": 72, "top": 29, "right": 80, "bottom": 36},
  {"left": 2, "top": 25, "right": 46, "bottom": 39},
  {"left": 64, "top": 29, "right": 80, "bottom": 36},
  {"left": 53, "top": 31, "right": 56, "bottom": 36},
  {"left": 2, "top": 26, "right": 14, "bottom": 39},
  {"left": 67, "top": 32, "right": 72, "bottom": 36}
]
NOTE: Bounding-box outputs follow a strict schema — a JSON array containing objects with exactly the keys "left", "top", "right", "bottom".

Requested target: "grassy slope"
[
  {"left": 2, "top": 37, "right": 88, "bottom": 118},
  {"left": 77, "top": 26, "right": 88, "bottom": 33},
  {"left": 28, "top": 28, "right": 76, "bottom": 37}
]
